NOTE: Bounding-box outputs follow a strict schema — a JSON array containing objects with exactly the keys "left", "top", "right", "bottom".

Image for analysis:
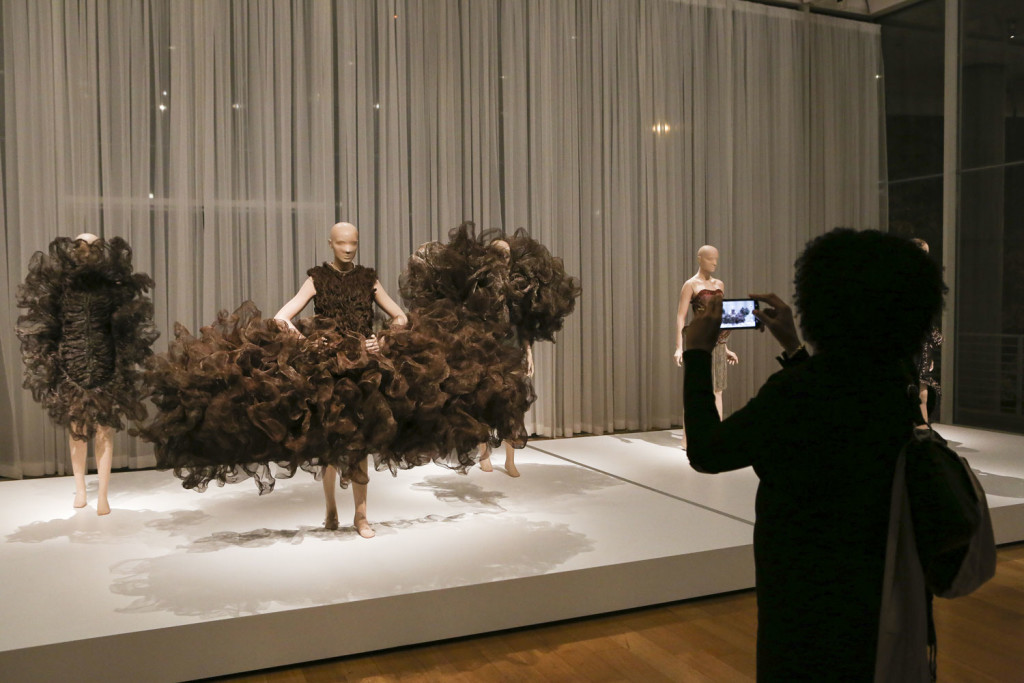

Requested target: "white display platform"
[{"left": 1, "top": 425, "right": 1021, "bottom": 682}]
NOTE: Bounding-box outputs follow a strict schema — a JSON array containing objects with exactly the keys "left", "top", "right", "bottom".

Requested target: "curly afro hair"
[{"left": 793, "top": 228, "right": 946, "bottom": 359}]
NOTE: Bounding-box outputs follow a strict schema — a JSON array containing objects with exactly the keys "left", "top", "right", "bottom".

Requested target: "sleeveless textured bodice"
[
  {"left": 59, "top": 283, "right": 118, "bottom": 389},
  {"left": 308, "top": 264, "right": 377, "bottom": 337},
  {"left": 691, "top": 287, "right": 722, "bottom": 313}
]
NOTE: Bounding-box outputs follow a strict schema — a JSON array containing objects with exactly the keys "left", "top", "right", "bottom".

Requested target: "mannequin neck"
[{"left": 695, "top": 268, "right": 715, "bottom": 282}]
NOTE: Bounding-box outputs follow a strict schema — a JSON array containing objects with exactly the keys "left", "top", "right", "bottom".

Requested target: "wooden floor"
[{"left": 216, "top": 543, "right": 1024, "bottom": 683}]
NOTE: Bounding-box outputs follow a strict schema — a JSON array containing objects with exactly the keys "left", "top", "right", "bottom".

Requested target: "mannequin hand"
[
  {"left": 526, "top": 353, "right": 535, "bottom": 378},
  {"left": 726, "top": 349, "right": 739, "bottom": 365},
  {"left": 673, "top": 347, "right": 683, "bottom": 367},
  {"left": 275, "top": 318, "right": 304, "bottom": 339},
  {"left": 750, "top": 293, "right": 801, "bottom": 354},
  {"left": 684, "top": 292, "right": 723, "bottom": 353},
  {"left": 365, "top": 335, "right": 380, "bottom": 354}
]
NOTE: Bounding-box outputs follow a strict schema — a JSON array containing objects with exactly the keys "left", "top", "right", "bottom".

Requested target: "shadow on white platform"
[{"left": 0, "top": 425, "right": 1021, "bottom": 682}]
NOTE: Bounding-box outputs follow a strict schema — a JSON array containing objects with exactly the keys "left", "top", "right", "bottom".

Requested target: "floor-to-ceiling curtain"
[{"left": 0, "top": 0, "right": 883, "bottom": 479}]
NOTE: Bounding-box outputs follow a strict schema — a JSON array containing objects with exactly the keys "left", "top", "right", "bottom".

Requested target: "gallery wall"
[{"left": 0, "top": 0, "right": 884, "bottom": 477}]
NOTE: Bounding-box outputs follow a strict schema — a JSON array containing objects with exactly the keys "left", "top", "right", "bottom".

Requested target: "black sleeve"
[{"left": 683, "top": 348, "right": 806, "bottom": 474}]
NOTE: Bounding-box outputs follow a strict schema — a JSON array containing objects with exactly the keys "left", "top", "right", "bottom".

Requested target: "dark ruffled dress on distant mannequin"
[
  {"left": 504, "top": 228, "right": 583, "bottom": 347},
  {"left": 15, "top": 237, "right": 158, "bottom": 441},
  {"left": 394, "top": 222, "right": 581, "bottom": 462},
  {"left": 917, "top": 327, "right": 942, "bottom": 417}
]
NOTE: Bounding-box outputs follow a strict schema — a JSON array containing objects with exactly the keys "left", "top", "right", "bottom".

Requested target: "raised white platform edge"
[
  {"left": 1, "top": 548, "right": 753, "bottom": 683},
  {"left": 1, "top": 424, "right": 1020, "bottom": 683}
]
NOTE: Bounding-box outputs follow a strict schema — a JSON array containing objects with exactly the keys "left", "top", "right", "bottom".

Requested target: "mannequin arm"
[
  {"left": 274, "top": 277, "right": 316, "bottom": 332},
  {"left": 373, "top": 281, "right": 408, "bottom": 328},
  {"left": 674, "top": 282, "right": 693, "bottom": 366}
]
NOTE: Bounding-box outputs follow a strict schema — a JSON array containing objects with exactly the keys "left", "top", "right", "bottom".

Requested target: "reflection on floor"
[{"left": 0, "top": 425, "right": 1020, "bottom": 682}]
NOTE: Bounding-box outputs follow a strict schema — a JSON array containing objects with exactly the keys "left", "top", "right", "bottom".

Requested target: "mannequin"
[
  {"left": 398, "top": 223, "right": 579, "bottom": 479},
  {"left": 477, "top": 239, "right": 534, "bottom": 478},
  {"left": 68, "top": 235, "right": 114, "bottom": 513},
  {"left": 912, "top": 238, "right": 942, "bottom": 424},
  {"left": 673, "top": 245, "right": 738, "bottom": 447},
  {"left": 16, "top": 233, "right": 157, "bottom": 514},
  {"left": 273, "top": 222, "right": 407, "bottom": 538}
]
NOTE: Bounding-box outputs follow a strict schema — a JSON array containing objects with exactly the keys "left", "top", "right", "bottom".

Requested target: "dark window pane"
[
  {"left": 881, "top": 0, "right": 945, "bottom": 181},
  {"left": 955, "top": 164, "right": 1024, "bottom": 431},
  {"left": 961, "top": 0, "right": 1024, "bottom": 169}
]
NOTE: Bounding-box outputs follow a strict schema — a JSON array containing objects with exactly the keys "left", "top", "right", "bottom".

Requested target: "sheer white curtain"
[{"left": 0, "top": 0, "right": 883, "bottom": 478}]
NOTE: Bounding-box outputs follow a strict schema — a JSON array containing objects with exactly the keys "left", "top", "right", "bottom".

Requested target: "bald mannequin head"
[
  {"left": 328, "top": 222, "right": 359, "bottom": 268},
  {"left": 489, "top": 238, "right": 511, "bottom": 262},
  {"left": 75, "top": 233, "right": 100, "bottom": 244},
  {"left": 697, "top": 244, "right": 719, "bottom": 275}
]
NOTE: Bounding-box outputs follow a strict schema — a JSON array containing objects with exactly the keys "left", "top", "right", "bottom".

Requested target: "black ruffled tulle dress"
[
  {"left": 139, "top": 224, "right": 579, "bottom": 494},
  {"left": 396, "top": 223, "right": 582, "bottom": 452},
  {"left": 15, "top": 237, "right": 158, "bottom": 441},
  {"left": 139, "top": 264, "right": 402, "bottom": 492}
]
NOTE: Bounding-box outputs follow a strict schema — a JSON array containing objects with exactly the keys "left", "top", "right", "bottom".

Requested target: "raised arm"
[
  {"left": 273, "top": 277, "right": 316, "bottom": 333},
  {"left": 674, "top": 281, "right": 693, "bottom": 366}
]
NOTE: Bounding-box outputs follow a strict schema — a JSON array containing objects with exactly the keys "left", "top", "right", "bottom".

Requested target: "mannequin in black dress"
[
  {"left": 274, "top": 222, "right": 407, "bottom": 537},
  {"left": 16, "top": 233, "right": 157, "bottom": 514},
  {"left": 911, "top": 238, "right": 942, "bottom": 424}
]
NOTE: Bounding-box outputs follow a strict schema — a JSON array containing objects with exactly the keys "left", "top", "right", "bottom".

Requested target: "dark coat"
[{"left": 683, "top": 348, "right": 919, "bottom": 681}]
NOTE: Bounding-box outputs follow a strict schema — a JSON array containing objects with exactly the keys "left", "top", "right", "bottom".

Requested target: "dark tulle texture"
[
  {"left": 139, "top": 222, "right": 576, "bottom": 494},
  {"left": 137, "top": 302, "right": 406, "bottom": 492},
  {"left": 395, "top": 222, "right": 579, "bottom": 455},
  {"left": 15, "top": 237, "right": 158, "bottom": 441},
  {"left": 506, "top": 228, "right": 582, "bottom": 344}
]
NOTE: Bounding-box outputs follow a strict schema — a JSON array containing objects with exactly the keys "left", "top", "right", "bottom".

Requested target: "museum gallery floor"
[{"left": 1, "top": 425, "right": 1022, "bottom": 682}]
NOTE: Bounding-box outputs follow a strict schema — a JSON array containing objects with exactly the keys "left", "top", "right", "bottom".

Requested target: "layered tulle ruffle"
[
  {"left": 16, "top": 237, "right": 158, "bottom": 440},
  {"left": 140, "top": 300, "right": 534, "bottom": 493},
  {"left": 140, "top": 221, "right": 576, "bottom": 494}
]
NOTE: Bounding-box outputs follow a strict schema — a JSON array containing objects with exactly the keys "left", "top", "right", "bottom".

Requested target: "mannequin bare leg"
[
  {"left": 919, "top": 385, "right": 930, "bottom": 424},
  {"left": 503, "top": 441, "right": 520, "bottom": 478},
  {"left": 352, "top": 457, "right": 374, "bottom": 538},
  {"left": 478, "top": 443, "right": 493, "bottom": 472},
  {"left": 322, "top": 465, "right": 339, "bottom": 530},
  {"left": 94, "top": 425, "right": 113, "bottom": 515},
  {"left": 69, "top": 427, "right": 88, "bottom": 509},
  {"left": 714, "top": 390, "right": 724, "bottom": 420}
]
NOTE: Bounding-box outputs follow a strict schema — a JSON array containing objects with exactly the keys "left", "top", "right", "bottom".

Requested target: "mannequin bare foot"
[
  {"left": 324, "top": 510, "right": 339, "bottom": 531},
  {"left": 504, "top": 461, "right": 521, "bottom": 478},
  {"left": 354, "top": 514, "right": 375, "bottom": 539},
  {"left": 73, "top": 492, "right": 87, "bottom": 508},
  {"left": 97, "top": 497, "right": 111, "bottom": 516}
]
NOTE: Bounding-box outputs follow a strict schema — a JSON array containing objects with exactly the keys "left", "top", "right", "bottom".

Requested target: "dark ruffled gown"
[
  {"left": 395, "top": 223, "right": 582, "bottom": 456},
  {"left": 15, "top": 237, "right": 158, "bottom": 441},
  {"left": 139, "top": 223, "right": 579, "bottom": 494},
  {"left": 139, "top": 264, "right": 406, "bottom": 491}
]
